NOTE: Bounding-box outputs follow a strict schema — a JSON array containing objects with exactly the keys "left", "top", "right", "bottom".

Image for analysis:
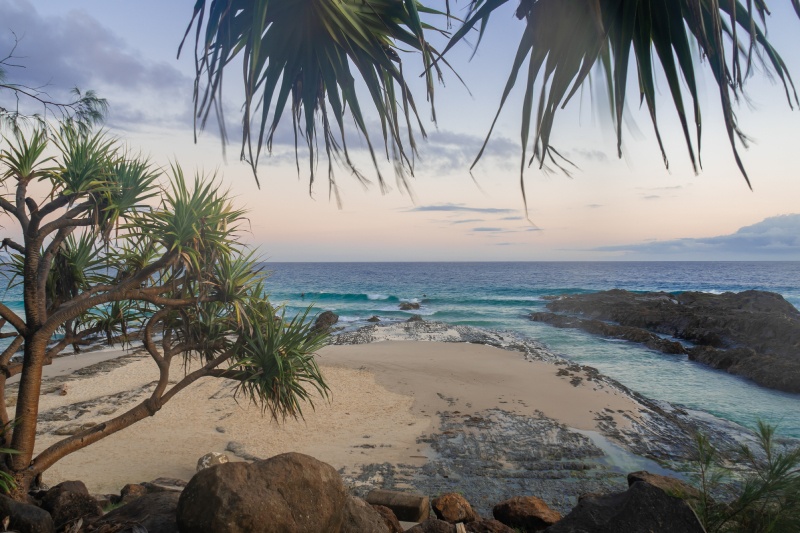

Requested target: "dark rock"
[
  {"left": 493, "top": 496, "right": 561, "bottom": 531},
  {"left": 196, "top": 451, "right": 229, "bottom": 472},
  {"left": 404, "top": 518, "right": 455, "bottom": 532},
  {"left": 399, "top": 302, "right": 421, "bottom": 311},
  {"left": 0, "top": 494, "right": 54, "bottom": 533},
  {"left": 371, "top": 505, "right": 403, "bottom": 533},
  {"left": 93, "top": 492, "right": 180, "bottom": 533},
  {"left": 313, "top": 311, "right": 339, "bottom": 332},
  {"left": 118, "top": 483, "right": 148, "bottom": 504},
  {"left": 407, "top": 314, "right": 424, "bottom": 323},
  {"left": 465, "top": 519, "right": 515, "bottom": 533},
  {"left": 544, "top": 481, "right": 704, "bottom": 533},
  {"left": 41, "top": 481, "right": 102, "bottom": 530},
  {"left": 626, "top": 471, "right": 702, "bottom": 501},
  {"left": 367, "top": 315, "right": 381, "bottom": 322},
  {"left": 432, "top": 493, "right": 479, "bottom": 523},
  {"left": 141, "top": 477, "right": 186, "bottom": 493},
  {"left": 535, "top": 289, "right": 800, "bottom": 392},
  {"left": 341, "top": 496, "right": 391, "bottom": 532},
  {"left": 176, "top": 452, "right": 347, "bottom": 533},
  {"left": 365, "top": 489, "right": 430, "bottom": 522}
]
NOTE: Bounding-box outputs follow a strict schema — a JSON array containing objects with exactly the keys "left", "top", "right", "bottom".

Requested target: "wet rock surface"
[{"left": 533, "top": 289, "right": 800, "bottom": 392}]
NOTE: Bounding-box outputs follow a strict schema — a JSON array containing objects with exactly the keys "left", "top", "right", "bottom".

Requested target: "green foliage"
[
  {"left": 181, "top": 0, "right": 452, "bottom": 200},
  {"left": 0, "top": 123, "right": 330, "bottom": 490},
  {"left": 691, "top": 421, "right": 800, "bottom": 533}
]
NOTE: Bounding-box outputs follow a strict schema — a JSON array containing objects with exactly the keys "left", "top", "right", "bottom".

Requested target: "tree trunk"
[{"left": 8, "top": 336, "right": 47, "bottom": 478}]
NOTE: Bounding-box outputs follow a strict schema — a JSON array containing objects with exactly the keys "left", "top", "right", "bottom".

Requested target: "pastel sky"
[{"left": 1, "top": 0, "right": 799, "bottom": 261}]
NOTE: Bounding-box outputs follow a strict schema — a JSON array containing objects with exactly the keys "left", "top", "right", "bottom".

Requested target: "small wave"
[
  {"left": 367, "top": 294, "right": 390, "bottom": 300},
  {"left": 302, "top": 292, "right": 400, "bottom": 303}
]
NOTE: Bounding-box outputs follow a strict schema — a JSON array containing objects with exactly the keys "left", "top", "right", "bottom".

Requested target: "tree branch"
[
  {"left": 1, "top": 237, "right": 24, "bottom": 254},
  {"left": 45, "top": 326, "right": 103, "bottom": 361},
  {"left": 0, "top": 303, "right": 25, "bottom": 334}
]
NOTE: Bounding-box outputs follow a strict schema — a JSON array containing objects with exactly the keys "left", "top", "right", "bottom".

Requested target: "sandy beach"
[{"left": 24, "top": 331, "right": 642, "bottom": 496}]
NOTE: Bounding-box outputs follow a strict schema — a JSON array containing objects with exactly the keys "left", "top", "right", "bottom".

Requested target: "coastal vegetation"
[{"left": 0, "top": 124, "right": 329, "bottom": 497}]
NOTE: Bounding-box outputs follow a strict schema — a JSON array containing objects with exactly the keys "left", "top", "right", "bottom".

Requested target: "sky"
[{"left": 1, "top": 0, "right": 799, "bottom": 261}]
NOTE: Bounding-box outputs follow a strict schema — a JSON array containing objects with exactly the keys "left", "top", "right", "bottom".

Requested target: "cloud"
[
  {"left": 572, "top": 148, "right": 609, "bottom": 163},
  {"left": 472, "top": 227, "right": 502, "bottom": 232},
  {"left": 451, "top": 218, "right": 484, "bottom": 225},
  {"left": 407, "top": 204, "right": 516, "bottom": 214},
  {"left": 586, "top": 204, "right": 603, "bottom": 209},
  {"left": 591, "top": 214, "right": 800, "bottom": 259},
  {"left": 643, "top": 195, "right": 660, "bottom": 200},
  {"left": 0, "top": 0, "right": 191, "bottom": 128},
  {"left": 499, "top": 216, "right": 524, "bottom": 221}
]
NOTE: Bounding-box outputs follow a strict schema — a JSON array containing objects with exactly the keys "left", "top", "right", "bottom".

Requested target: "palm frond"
[
  {"left": 448, "top": 0, "right": 799, "bottom": 210},
  {"left": 181, "top": 0, "right": 449, "bottom": 201}
]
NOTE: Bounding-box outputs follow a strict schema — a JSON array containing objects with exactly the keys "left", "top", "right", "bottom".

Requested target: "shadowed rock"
[
  {"left": 533, "top": 289, "right": 800, "bottom": 392},
  {"left": 313, "top": 310, "right": 339, "bottom": 332},
  {"left": 432, "top": 493, "right": 479, "bottom": 523},
  {"left": 493, "top": 496, "right": 561, "bottom": 531},
  {"left": 93, "top": 492, "right": 180, "bottom": 533}
]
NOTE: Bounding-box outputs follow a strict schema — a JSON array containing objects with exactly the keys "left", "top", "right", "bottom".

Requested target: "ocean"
[{"left": 264, "top": 261, "right": 800, "bottom": 439}]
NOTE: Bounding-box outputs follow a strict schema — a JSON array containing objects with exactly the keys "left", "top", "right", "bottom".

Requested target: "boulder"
[
  {"left": 141, "top": 477, "right": 187, "bottom": 493},
  {"left": 399, "top": 302, "right": 421, "bottom": 311},
  {"left": 536, "top": 289, "right": 800, "bottom": 393},
  {"left": 465, "top": 520, "right": 515, "bottom": 533},
  {"left": 176, "top": 452, "right": 347, "bottom": 533},
  {"left": 93, "top": 492, "right": 180, "bottom": 533},
  {"left": 41, "top": 480, "right": 102, "bottom": 530},
  {"left": 432, "top": 493, "right": 479, "bottom": 523},
  {"left": 493, "top": 496, "right": 561, "bottom": 532},
  {"left": 367, "top": 315, "right": 381, "bottom": 322},
  {"left": 404, "top": 519, "right": 455, "bottom": 533},
  {"left": 341, "top": 496, "right": 391, "bottom": 533},
  {"left": 196, "top": 451, "right": 229, "bottom": 472},
  {"left": 626, "top": 471, "right": 703, "bottom": 501},
  {"left": 407, "top": 314, "right": 424, "bottom": 323},
  {"left": 365, "top": 489, "right": 430, "bottom": 522},
  {"left": 371, "top": 505, "right": 403, "bottom": 533},
  {"left": 118, "top": 483, "right": 148, "bottom": 504},
  {"left": 544, "top": 481, "right": 704, "bottom": 532},
  {"left": 0, "top": 494, "right": 54, "bottom": 533},
  {"left": 313, "top": 311, "right": 339, "bottom": 332}
]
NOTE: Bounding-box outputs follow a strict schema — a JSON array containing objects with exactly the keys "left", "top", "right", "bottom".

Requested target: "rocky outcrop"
[
  {"left": 0, "top": 494, "right": 54, "bottom": 533},
  {"left": 399, "top": 302, "right": 421, "bottom": 310},
  {"left": 626, "top": 471, "right": 702, "bottom": 502},
  {"left": 341, "top": 496, "right": 391, "bottom": 533},
  {"left": 41, "top": 480, "right": 102, "bottom": 531},
  {"left": 492, "top": 496, "right": 561, "bottom": 531},
  {"left": 405, "top": 519, "right": 455, "bottom": 533},
  {"left": 176, "top": 452, "right": 347, "bottom": 533},
  {"left": 533, "top": 289, "right": 800, "bottom": 392},
  {"left": 544, "top": 481, "right": 704, "bottom": 532},
  {"left": 371, "top": 505, "right": 403, "bottom": 533},
  {"left": 92, "top": 492, "right": 180, "bottom": 533},
  {"left": 196, "top": 451, "right": 229, "bottom": 472},
  {"left": 432, "top": 493, "right": 479, "bottom": 523},
  {"left": 465, "top": 519, "right": 515, "bottom": 532},
  {"left": 313, "top": 310, "right": 339, "bottom": 332}
]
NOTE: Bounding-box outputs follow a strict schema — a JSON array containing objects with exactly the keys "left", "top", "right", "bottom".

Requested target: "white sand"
[{"left": 27, "top": 340, "right": 642, "bottom": 494}]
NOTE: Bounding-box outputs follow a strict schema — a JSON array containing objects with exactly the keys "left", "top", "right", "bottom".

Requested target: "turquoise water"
[{"left": 263, "top": 262, "right": 800, "bottom": 438}]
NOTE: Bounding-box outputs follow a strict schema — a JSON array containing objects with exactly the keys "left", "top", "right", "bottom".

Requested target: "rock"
[
  {"left": 196, "top": 451, "right": 229, "bottom": 472},
  {"left": 141, "top": 477, "right": 187, "bottom": 493},
  {"left": 365, "top": 489, "right": 430, "bottom": 522},
  {"left": 407, "top": 314, "right": 424, "bottom": 323},
  {"left": 404, "top": 519, "right": 455, "bottom": 533},
  {"left": 544, "top": 481, "right": 704, "bottom": 532},
  {"left": 93, "top": 492, "right": 180, "bottom": 533},
  {"left": 97, "top": 406, "right": 118, "bottom": 416},
  {"left": 0, "top": 493, "right": 54, "bottom": 533},
  {"left": 118, "top": 483, "right": 148, "bottom": 504},
  {"left": 341, "top": 496, "right": 391, "bottom": 532},
  {"left": 432, "top": 493, "right": 479, "bottom": 523},
  {"left": 626, "top": 471, "right": 703, "bottom": 501},
  {"left": 399, "top": 302, "right": 421, "bottom": 310},
  {"left": 465, "top": 520, "right": 515, "bottom": 533},
  {"left": 371, "top": 505, "right": 403, "bottom": 533},
  {"left": 535, "top": 289, "right": 800, "bottom": 392},
  {"left": 367, "top": 315, "right": 381, "bottom": 322},
  {"left": 41, "top": 480, "right": 102, "bottom": 530},
  {"left": 493, "top": 496, "right": 561, "bottom": 532},
  {"left": 176, "top": 452, "right": 347, "bottom": 533},
  {"left": 313, "top": 311, "right": 339, "bottom": 332}
]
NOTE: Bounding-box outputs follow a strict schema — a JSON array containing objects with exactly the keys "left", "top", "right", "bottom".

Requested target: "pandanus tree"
[
  {"left": 184, "top": 0, "right": 799, "bottom": 207},
  {"left": 0, "top": 124, "right": 329, "bottom": 496}
]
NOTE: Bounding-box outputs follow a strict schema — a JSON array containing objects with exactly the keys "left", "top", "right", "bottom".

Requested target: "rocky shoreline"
[{"left": 531, "top": 289, "right": 800, "bottom": 393}]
